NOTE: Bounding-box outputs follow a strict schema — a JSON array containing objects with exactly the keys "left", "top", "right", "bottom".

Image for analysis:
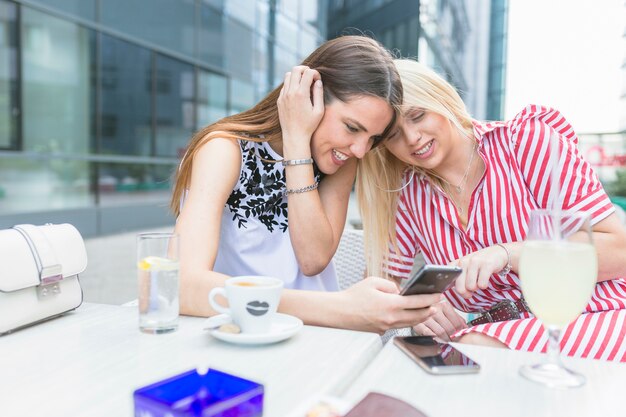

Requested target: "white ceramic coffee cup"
[{"left": 208, "top": 276, "right": 284, "bottom": 334}]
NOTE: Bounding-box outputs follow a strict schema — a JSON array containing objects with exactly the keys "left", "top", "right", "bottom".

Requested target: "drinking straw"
[{"left": 549, "top": 129, "right": 561, "bottom": 241}]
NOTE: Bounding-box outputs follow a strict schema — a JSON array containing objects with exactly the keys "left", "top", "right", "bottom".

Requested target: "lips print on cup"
[
  {"left": 209, "top": 276, "right": 284, "bottom": 334},
  {"left": 246, "top": 301, "right": 270, "bottom": 316}
]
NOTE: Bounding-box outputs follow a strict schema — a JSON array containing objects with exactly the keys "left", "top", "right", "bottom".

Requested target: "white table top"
[
  {"left": 1, "top": 303, "right": 382, "bottom": 417},
  {"left": 342, "top": 340, "right": 626, "bottom": 417}
]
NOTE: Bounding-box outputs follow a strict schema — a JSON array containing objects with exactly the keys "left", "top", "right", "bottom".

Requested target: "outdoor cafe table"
[
  {"left": 0, "top": 302, "right": 382, "bottom": 417},
  {"left": 342, "top": 338, "right": 626, "bottom": 417}
]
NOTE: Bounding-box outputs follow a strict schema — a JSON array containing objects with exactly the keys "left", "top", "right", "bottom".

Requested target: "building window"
[
  {"left": 21, "top": 7, "right": 95, "bottom": 154},
  {"left": 97, "top": 162, "right": 172, "bottom": 207},
  {"left": 197, "top": 70, "right": 228, "bottom": 128},
  {"left": 199, "top": 4, "right": 226, "bottom": 69},
  {"left": 230, "top": 78, "right": 255, "bottom": 115},
  {"left": 28, "top": 0, "right": 96, "bottom": 21},
  {"left": 225, "top": 17, "right": 254, "bottom": 83},
  {"left": 100, "top": 0, "right": 195, "bottom": 60},
  {"left": 0, "top": 156, "right": 94, "bottom": 214},
  {"left": 273, "top": 47, "right": 297, "bottom": 88},
  {"left": 276, "top": 12, "right": 299, "bottom": 52},
  {"left": 99, "top": 34, "right": 152, "bottom": 156},
  {"left": 155, "top": 54, "right": 195, "bottom": 158},
  {"left": 0, "top": 0, "right": 18, "bottom": 150}
]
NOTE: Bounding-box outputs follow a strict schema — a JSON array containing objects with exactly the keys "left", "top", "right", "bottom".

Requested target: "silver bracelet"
[
  {"left": 495, "top": 243, "right": 512, "bottom": 276},
  {"left": 282, "top": 158, "right": 314, "bottom": 166},
  {"left": 285, "top": 181, "right": 319, "bottom": 195}
]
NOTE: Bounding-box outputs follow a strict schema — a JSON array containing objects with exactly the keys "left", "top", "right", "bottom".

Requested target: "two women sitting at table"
[
  {"left": 356, "top": 58, "right": 626, "bottom": 361},
  {"left": 170, "top": 36, "right": 442, "bottom": 333}
]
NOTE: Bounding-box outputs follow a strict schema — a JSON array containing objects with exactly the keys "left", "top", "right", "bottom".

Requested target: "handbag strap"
[{"left": 13, "top": 224, "right": 63, "bottom": 285}]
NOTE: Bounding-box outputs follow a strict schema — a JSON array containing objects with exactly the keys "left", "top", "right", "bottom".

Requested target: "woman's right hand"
[
  {"left": 338, "top": 277, "right": 443, "bottom": 334},
  {"left": 277, "top": 65, "right": 324, "bottom": 156}
]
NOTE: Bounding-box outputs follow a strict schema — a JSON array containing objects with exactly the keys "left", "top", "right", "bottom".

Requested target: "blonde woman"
[
  {"left": 171, "top": 38, "right": 442, "bottom": 333},
  {"left": 357, "top": 58, "right": 626, "bottom": 359}
]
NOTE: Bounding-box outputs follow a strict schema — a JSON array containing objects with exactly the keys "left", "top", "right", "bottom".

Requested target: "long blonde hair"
[
  {"left": 170, "top": 36, "right": 403, "bottom": 216},
  {"left": 357, "top": 59, "right": 474, "bottom": 277}
]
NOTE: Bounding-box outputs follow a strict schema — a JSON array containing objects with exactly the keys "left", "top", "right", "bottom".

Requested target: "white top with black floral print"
[{"left": 213, "top": 139, "right": 338, "bottom": 291}]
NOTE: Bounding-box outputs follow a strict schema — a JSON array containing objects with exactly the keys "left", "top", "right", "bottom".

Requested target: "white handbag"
[{"left": 0, "top": 223, "right": 87, "bottom": 335}]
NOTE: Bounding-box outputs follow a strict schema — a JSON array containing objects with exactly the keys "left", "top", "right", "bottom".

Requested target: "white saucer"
[{"left": 207, "top": 313, "right": 303, "bottom": 345}]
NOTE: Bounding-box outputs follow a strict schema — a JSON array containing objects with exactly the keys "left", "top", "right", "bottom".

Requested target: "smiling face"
[
  {"left": 384, "top": 108, "right": 458, "bottom": 172},
  {"left": 310, "top": 95, "right": 394, "bottom": 175}
]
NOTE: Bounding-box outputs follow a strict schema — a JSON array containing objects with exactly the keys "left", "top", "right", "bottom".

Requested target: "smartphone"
[
  {"left": 399, "top": 265, "right": 462, "bottom": 295},
  {"left": 393, "top": 336, "right": 480, "bottom": 375}
]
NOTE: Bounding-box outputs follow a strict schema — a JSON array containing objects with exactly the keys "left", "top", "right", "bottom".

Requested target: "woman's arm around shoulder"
[{"left": 175, "top": 137, "right": 241, "bottom": 317}]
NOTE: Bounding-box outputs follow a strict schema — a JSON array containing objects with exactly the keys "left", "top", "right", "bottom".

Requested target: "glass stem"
[{"left": 547, "top": 326, "right": 562, "bottom": 366}]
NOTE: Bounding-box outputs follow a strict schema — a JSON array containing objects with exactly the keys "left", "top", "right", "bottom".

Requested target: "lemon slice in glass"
[{"left": 138, "top": 256, "right": 178, "bottom": 271}]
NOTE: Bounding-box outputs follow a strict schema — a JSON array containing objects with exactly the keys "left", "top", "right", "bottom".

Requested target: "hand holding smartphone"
[
  {"left": 393, "top": 336, "right": 480, "bottom": 374},
  {"left": 400, "top": 265, "right": 462, "bottom": 296}
]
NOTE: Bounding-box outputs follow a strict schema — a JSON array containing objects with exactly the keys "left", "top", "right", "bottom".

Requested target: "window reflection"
[
  {"left": 230, "top": 78, "right": 255, "bottom": 115},
  {"left": 199, "top": 4, "right": 225, "bottom": 69},
  {"left": 0, "top": 1, "right": 18, "bottom": 150},
  {"left": 155, "top": 55, "right": 195, "bottom": 158},
  {"left": 27, "top": 0, "right": 96, "bottom": 21},
  {"left": 276, "top": 13, "right": 299, "bottom": 52},
  {"left": 97, "top": 163, "right": 173, "bottom": 207},
  {"left": 300, "top": 31, "right": 317, "bottom": 59},
  {"left": 197, "top": 71, "right": 228, "bottom": 128},
  {"left": 300, "top": 1, "right": 319, "bottom": 32},
  {"left": 273, "top": 48, "right": 297, "bottom": 88},
  {"left": 100, "top": 0, "right": 194, "bottom": 59},
  {"left": 225, "top": 0, "right": 256, "bottom": 27},
  {"left": 225, "top": 18, "right": 254, "bottom": 83},
  {"left": 280, "top": 0, "right": 299, "bottom": 21},
  {"left": 21, "top": 8, "right": 94, "bottom": 154},
  {"left": 0, "top": 157, "right": 93, "bottom": 214},
  {"left": 253, "top": 36, "right": 269, "bottom": 100},
  {"left": 203, "top": 0, "right": 225, "bottom": 12},
  {"left": 100, "top": 34, "right": 152, "bottom": 156}
]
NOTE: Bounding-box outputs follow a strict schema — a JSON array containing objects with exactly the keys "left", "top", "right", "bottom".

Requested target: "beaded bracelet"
[
  {"left": 285, "top": 181, "right": 319, "bottom": 195},
  {"left": 282, "top": 158, "right": 314, "bottom": 166}
]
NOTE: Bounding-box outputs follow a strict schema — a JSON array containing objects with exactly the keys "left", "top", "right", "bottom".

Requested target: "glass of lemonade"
[
  {"left": 137, "top": 232, "right": 180, "bottom": 334},
  {"left": 518, "top": 209, "right": 597, "bottom": 388}
]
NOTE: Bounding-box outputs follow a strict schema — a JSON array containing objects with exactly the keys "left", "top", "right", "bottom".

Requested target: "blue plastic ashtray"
[{"left": 134, "top": 368, "right": 263, "bottom": 417}]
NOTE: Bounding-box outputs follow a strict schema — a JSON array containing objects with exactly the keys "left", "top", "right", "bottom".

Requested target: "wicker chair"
[
  {"left": 332, "top": 227, "right": 411, "bottom": 342},
  {"left": 334, "top": 228, "right": 367, "bottom": 291}
]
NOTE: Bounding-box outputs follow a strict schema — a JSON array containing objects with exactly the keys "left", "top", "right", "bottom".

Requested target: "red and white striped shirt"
[{"left": 388, "top": 105, "right": 626, "bottom": 362}]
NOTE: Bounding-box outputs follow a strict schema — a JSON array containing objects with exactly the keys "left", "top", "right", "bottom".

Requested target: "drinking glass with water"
[{"left": 137, "top": 232, "right": 180, "bottom": 334}]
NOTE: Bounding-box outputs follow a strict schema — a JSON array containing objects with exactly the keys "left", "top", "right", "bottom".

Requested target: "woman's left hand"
[{"left": 450, "top": 245, "right": 509, "bottom": 298}]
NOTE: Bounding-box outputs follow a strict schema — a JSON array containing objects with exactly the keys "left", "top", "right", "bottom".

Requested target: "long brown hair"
[{"left": 170, "top": 35, "right": 403, "bottom": 216}]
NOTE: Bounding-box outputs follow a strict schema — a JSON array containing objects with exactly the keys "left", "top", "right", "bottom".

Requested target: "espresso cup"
[{"left": 208, "top": 276, "right": 284, "bottom": 334}]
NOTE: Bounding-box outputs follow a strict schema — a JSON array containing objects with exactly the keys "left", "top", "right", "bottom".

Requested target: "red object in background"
[{"left": 585, "top": 146, "right": 626, "bottom": 167}]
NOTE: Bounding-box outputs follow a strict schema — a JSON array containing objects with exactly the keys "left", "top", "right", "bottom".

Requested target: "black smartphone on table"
[
  {"left": 393, "top": 336, "right": 480, "bottom": 375},
  {"left": 399, "top": 265, "right": 462, "bottom": 295}
]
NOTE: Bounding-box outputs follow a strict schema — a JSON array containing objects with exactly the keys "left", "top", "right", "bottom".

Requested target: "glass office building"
[
  {"left": 328, "top": 0, "right": 470, "bottom": 94},
  {"left": 327, "top": 0, "right": 508, "bottom": 120},
  {"left": 0, "top": 0, "right": 326, "bottom": 236}
]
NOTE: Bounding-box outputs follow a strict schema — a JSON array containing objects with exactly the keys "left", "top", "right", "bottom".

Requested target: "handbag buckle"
[
  {"left": 37, "top": 265, "right": 63, "bottom": 299},
  {"left": 37, "top": 282, "right": 61, "bottom": 299},
  {"left": 40, "top": 264, "right": 63, "bottom": 285}
]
